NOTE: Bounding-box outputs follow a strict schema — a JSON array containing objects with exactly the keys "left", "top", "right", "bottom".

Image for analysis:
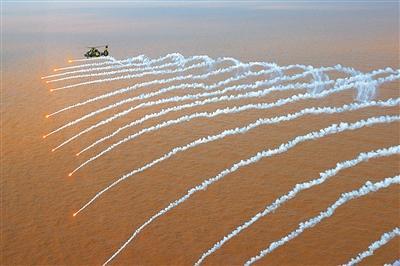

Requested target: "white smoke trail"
[
  {"left": 69, "top": 73, "right": 398, "bottom": 169},
  {"left": 51, "top": 53, "right": 180, "bottom": 73},
  {"left": 72, "top": 101, "right": 400, "bottom": 212},
  {"left": 82, "top": 65, "right": 349, "bottom": 126},
  {"left": 244, "top": 176, "right": 400, "bottom": 266},
  {"left": 48, "top": 62, "right": 360, "bottom": 117},
  {"left": 68, "top": 57, "right": 111, "bottom": 63},
  {"left": 98, "top": 115, "right": 400, "bottom": 265},
  {"left": 44, "top": 63, "right": 264, "bottom": 139},
  {"left": 45, "top": 57, "right": 144, "bottom": 79},
  {"left": 309, "top": 68, "right": 330, "bottom": 94},
  {"left": 384, "top": 259, "right": 400, "bottom": 266},
  {"left": 76, "top": 99, "right": 399, "bottom": 176},
  {"left": 47, "top": 65, "right": 339, "bottom": 145},
  {"left": 195, "top": 145, "right": 400, "bottom": 265},
  {"left": 44, "top": 64, "right": 362, "bottom": 143},
  {"left": 46, "top": 61, "right": 297, "bottom": 115},
  {"left": 356, "top": 74, "right": 377, "bottom": 102},
  {"left": 51, "top": 55, "right": 225, "bottom": 90},
  {"left": 344, "top": 227, "right": 400, "bottom": 266},
  {"left": 52, "top": 54, "right": 146, "bottom": 72},
  {"left": 43, "top": 53, "right": 182, "bottom": 79},
  {"left": 73, "top": 70, "right": 396, "bottom": 156},
  {"left": 47, "top": 54, "right": 207, "bottom": 83},
  {"left": 45, "top": 55, "right": 182, "bottom": 81},
  {"left": 45, "top": 61, "right": 297, "bottom": 138}
]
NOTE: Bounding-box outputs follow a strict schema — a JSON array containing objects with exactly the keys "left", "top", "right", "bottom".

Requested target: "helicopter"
[{"left": 84, "top": 45, "right": 109, "bottom": 58}]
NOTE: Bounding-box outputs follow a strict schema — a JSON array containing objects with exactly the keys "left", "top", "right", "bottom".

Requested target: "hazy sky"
[{"left": 3, "top": 1, "right": 399, "bottom": 69}]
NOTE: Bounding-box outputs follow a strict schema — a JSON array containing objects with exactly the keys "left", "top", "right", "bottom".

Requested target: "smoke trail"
[
  {"left": 51, "top": 56, "right": 226, "bottom": 90},
  {"left": 47, "top": 65, "right": 340, "bottom": 144},
  {"left": 45, "top": 61, "right": 299, "bottom": 138},
  {"left": 97, "top": 116, "right": 399, "bottom": 265},
  {"left": 195, "top": 145, "right": 400, "bottom": 265},
  {"left": 244, "top": 176, "right": 400, "bottom": 266},
  {"left": 48, "top": 54, "right": 204, "bottom": 84},
  {"left": 384, "top": 259, "right": 400, "bottom": 266},
  {"left": 52, "top": 78, "right": 325, "bottom": 150},
  {"left": 53, "top": 54, "right": 146, "bottom": 72},
  {"left": 356, "top": 74, "right": 377, "bottom": 102},
  {"left": 45, "top": 57, "right": 144, "bottom": 79},
  {"left": 68, "top": 57, "right": 112, "bottom": 63},
  {"left": 70, "top": 69, "right": 385, "bottom": 155},
  {"left": 344, "top": 227, "right": 400, "bottom": 266},
  {"left": 44, "top": 64, "right": 362, "bottom": 143},
  {"left": 52, "top": 53, "right": 182, "bottom": 73},
  {"left": 43, "top": 53, "right": 182, "bottom": 79},
  {"left": 46, "top": 61, "right": 255, "bottom": 116},
  {"left": 76, "top": 99, "right": 400, "bottom": 182},
  {"left": 45, "top": 63, "right": 268, "bottom": 139},
  {"left": 310, "top": 69, "right": 330, "bottom": 94},
  {"left": 47, "top": 61, "right": 298, "bottom": 115},
  {"left": 44, "top": 55, "right": 182, "bottom": 81},
  {"left": 67, "top": 64, "right": 354, "bottom": 139},
  {"left": 47, "top": 63, "right": 360, "bottom": 117},
  {"left": 47, "top": 54, "right": 209, "bottom": 83},
  {"left": 69, "top": 73, "right": 398, "bottom": 169},
  {"left": 73, "top": 102, "right": 400, "bottom": 212}
]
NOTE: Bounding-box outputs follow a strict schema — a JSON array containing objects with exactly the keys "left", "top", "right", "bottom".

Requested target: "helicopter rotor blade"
[{"left": 86, "top": 45, "right": 108, "bottom": 48}]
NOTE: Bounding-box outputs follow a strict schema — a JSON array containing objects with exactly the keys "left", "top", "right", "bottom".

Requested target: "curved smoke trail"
[
  {"left": 52, "top": 53, "right": 180, "bottom": 73},
  {"left": 53, "top": 54, "right": 146, "bottom": 72},
  {"left": 80, "top": 99, "right": 400, "bottom": 200},
  {"left": 46, "top": 61, "right": 270, "bottom": 121},
  {"left": 48, "top": 65, "right": 340, "bottom": 146},
  {"left": 44, "top": 64, "right": 368, "bottom": 143},
  {"left": 244, "top": 176, "right": 400, "bottom": 265},
  {"left": 46, "top": 66, "right": 389, "bottom": 143},
  {"left": 384, "top": 259, "right": 400, "bottom": 266},
  {"left": 51, "top": 55, "right": 221, "bottom": 90},
  {"left": 72, "top": 101, "right": 400, "bottom": 216},
  {"left": 44, "top": 56, "right": 146, "bottom": 79},
  {"left": 46, "top": 61, "right": 294, "bottom": 115},
  {"left": 41, "top": 55, "right": 399, "bottom": 265},
  {"left": 43, "top": 53, "right": 182, "bottom": 79},
  {"left": 65, "top": 69, "right": 382, "bottom": 155},
  {"left": 344, "top": 227, "right": 399, "bottom": 266},
  {"left": 98, "top": 115, "right": 400, "bottom": 265},
  {"left": 69, "top": 73, "right": 398, "bottom": 171},
  {"left": 45, "top": 63, "right": 266, "bottom": 139},
  {"left": 66, "top": 65, "right": 353, "bottom": 139},
  {"left": 195, "top": 145, "right": 400, "bottom": 265},
  {"left": 46, "top": 54, "right": 185, "bottom": 82},
  {"left": 68, "top": 57, "right": 111, "bottom": 63},
  {"left": 48, "top": 55, "right": 351, "bottom": 83},
  {"left": 47, "top": 54, "right": 200, "bottom": 83}
]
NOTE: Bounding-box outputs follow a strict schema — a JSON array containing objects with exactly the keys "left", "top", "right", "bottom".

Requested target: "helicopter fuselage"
[{"left": 84, "top": 46, "right": 109, "bottom": 58}]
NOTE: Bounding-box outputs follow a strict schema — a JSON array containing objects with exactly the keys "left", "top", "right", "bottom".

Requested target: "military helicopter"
[{"left": 84, "top": 45, "right": 109, "bottom": 58}]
